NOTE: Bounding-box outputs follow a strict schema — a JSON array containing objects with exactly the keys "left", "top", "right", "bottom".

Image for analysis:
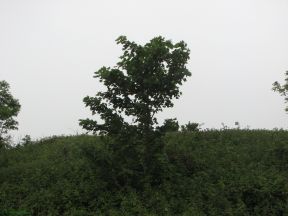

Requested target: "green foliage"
[
  {"left": 181, "top": 121, "right": 202, "bottom": 132},
  {"left": 159, "top": 118, "right": 179, "bottom": 133},
  {"left": 0, "top": 81, "right": 21, "bottom": 148},
  {"left": 272, "top": 71, "right": 288, "bottom": 112},
  {"left": 21, "top": 135, "right": 32, "bottom": 146},
  {"left": 1, "top": 130, "right": 288, "bottom": 215},
  {"left": 79, "top": 36, "right": 191, "bottom": 186},
  {"left": 80, "top": 36, "right": 191, "bottom": 136},
  {"left": 0, "top": 210, "right": 30, "bottom": 216}
]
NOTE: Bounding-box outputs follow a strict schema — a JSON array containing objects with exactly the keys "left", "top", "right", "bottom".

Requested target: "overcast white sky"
[{"left": 1, "top": 0, "right": 288, "bottom": 140}]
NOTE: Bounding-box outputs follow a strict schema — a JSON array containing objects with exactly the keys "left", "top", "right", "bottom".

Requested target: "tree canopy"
[
  {"left": 0, "top": 80, "right": 21, "bottom": 146},
  {"left": 80, "top": 36, "right": 191, "bottom": 136},
  {"left": 273, "top": 71, "right": 288, "bottom": 112}
]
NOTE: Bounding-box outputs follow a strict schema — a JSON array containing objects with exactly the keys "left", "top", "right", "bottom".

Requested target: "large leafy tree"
[
  {"left": 80, "top": 36, "right": 190, "bottom": 136},
  {"left": 273, "top": 71, "right": 288, "bottom": 112},
  {"left": 0, "top": 80, "right": 21, "bottom": 146},
  {"left": 80, "top": 36, "right": 191, "bottom": 186}
]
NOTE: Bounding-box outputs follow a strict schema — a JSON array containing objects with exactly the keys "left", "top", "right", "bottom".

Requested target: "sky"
[{"left": 1, "top": 0, "right": 288, "bottom": 141}]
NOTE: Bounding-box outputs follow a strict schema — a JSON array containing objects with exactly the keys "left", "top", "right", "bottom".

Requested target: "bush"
[{"left": 1, "top": 130, "right": 288, "bottom": 215}]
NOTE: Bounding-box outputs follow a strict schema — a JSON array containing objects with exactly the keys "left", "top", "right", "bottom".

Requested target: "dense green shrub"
[
  {"left": 1, "top": 130, "right": 288, "bottom": 215},
  {"left": 0, "top": 210, "right": 30, "bottom": 216}
]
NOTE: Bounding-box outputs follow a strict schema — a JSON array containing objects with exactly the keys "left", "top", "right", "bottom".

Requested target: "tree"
[
  {"left": 272, "top": 71, "right": 288, "bottom": 112},
  {"left": 80, "top": 36, "right": 191, "bottom": 185},
  {"left": 181, "top": 122, "right": 202, "bottom": 132},
  {"left": 0, "top": 80, "right": 21, "bottom": 147},
  {"left": 159, "top": 118, "right": 179, "bottom": 133},
  {"left": 80, "top": 36, "right": 190, "bottom": 135}
]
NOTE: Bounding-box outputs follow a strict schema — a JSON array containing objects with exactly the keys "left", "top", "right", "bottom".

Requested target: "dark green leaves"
[
  {"left": 80, "top": 36, "right": 191, "bottom": 135},
  {"left": 272, "top": 71, "right": 288, "bottom": 112},
  {"left": 79, "top": 36, "right": 191, "bottom": 186},
  {"left": 0, "top": 81, "right": 21, "bottom": 141}
]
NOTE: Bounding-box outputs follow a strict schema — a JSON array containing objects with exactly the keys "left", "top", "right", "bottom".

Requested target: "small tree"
[
  {"left": 159, "top": 118, "right": 179, "bottom": 133},
  {"left": 181, "top": 121, "right": 202, "bottom": 132},
  {"left": 21, "top": 135, "right": 32, "bottom": 146},
  {"left": 80, "top": 36, "right": 190, "bottom": 135},
  {"left": 272, "top": 71, "right": 288, "bottom": 112},
  {"left": 80, "top": 36, "right": 191, "bottom": 185},
  {"left": 0, "top": 81, "right": 21, "bottom": 147}
]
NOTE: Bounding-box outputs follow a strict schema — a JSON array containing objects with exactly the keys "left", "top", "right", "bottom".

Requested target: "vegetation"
[
  {"left": 80, "top": 36, "right": 191, "bottom": 187},
  {"left": 159, "top": 118, "right": 180, "bottom": 133},
  {"left": 1, "top": 37, "right": 288, "bottom": 215},
  {"left": 80, "top": 36, "right": 191, "bottom": 136},
  {"left": 0, "top": 81, "right": 21, "bottom": 148},
  {"left": 181, "top": 121, "right": 202, "bottom": 132},
  {"left": 1, "top": 130, "right": 288, "bottom": 215},
  {"left": 273, "top": 71, "right": 288, "bottom": 112}
]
